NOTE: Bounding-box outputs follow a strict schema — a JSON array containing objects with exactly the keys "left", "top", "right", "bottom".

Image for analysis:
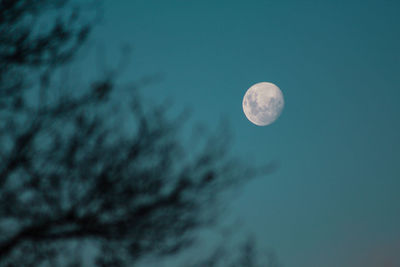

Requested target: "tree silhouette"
[{"left": 0, "top": 1, "right": 275, "bottom": 266}]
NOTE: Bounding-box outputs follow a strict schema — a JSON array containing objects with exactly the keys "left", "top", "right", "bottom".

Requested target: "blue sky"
[{"left": 90, "top": 1, "right": 400, "bottom": 266}]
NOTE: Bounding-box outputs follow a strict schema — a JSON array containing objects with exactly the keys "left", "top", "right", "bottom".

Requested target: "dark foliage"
[{"left": 0, "top": 1, "right": 275, "bottom": 266}]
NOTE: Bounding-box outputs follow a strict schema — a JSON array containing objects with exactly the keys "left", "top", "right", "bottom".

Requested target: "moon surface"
[{"left": 242, "top": 82, "right": 284, "bottom": 126}]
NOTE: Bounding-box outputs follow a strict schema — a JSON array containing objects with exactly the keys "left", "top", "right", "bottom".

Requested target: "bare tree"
[{"left": 0, "top": 1, "right": 275, "bottom": 266}]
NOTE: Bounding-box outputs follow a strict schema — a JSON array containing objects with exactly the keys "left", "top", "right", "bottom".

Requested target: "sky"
[{"left": 89, "top": 1, "right": 400, "bottom": 266}]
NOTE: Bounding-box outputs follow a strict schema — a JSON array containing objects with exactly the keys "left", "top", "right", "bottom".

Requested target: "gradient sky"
[{"left": 89, "top": 1, "right": 400, "bottom": 266}]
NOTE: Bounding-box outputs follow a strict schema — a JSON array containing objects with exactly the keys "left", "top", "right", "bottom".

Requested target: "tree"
[{"left": 0, "top": 1, "right": 275, "bottom": 266}]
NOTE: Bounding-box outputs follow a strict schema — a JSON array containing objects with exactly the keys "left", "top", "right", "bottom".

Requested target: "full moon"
[{"left": 242, "top": 82, "right": 284, "bottom": 126}]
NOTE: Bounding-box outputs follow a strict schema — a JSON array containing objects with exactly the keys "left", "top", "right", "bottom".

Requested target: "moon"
[{"left": 242, "top": 82, "right": 284, "bottom": 126}]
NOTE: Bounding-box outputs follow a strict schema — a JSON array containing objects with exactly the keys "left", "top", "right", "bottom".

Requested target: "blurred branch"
[{"left": 0, "top": 1, "right": 276, "bottom": 266}]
